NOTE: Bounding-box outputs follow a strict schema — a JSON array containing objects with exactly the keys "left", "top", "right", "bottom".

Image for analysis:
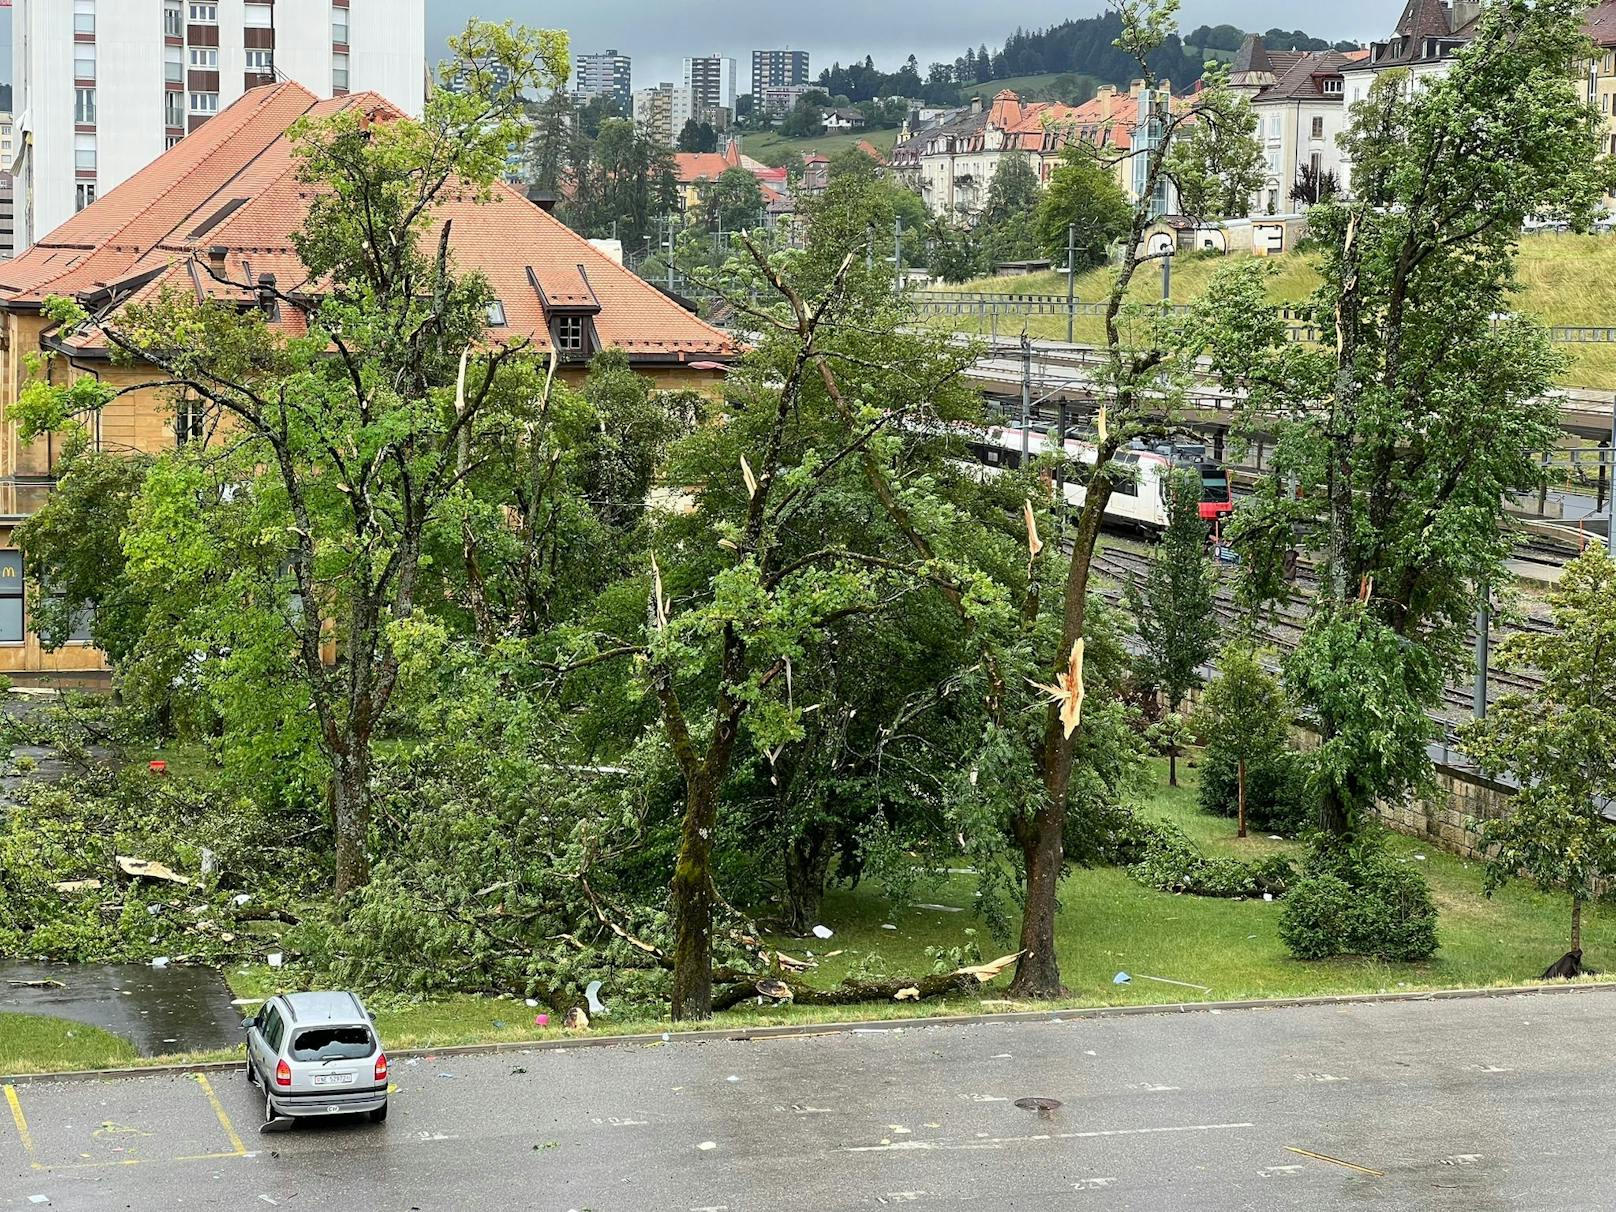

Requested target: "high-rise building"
[
  {"left": 575, "top": 49, "right": 633, "bottom": 114},
  {"left": 10, "top": 0, "right": 426, "bottom": 254},
  {"left": 682, "top": 55, "right": 737, "bottom": 113},
  {"left": 751, "top": 49, "right": 809, "bottom": 100}
]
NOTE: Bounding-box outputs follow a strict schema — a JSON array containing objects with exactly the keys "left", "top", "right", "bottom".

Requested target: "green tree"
[
  {"left": 677, "top": 119, "right": 718, "bottom": 153},
  {"left": 701, "top": 166, "right": 765, "bottom": 233},
  {"left": 1462, "top": 548, "right": 1616, "bottom": 961},
  {"left": 14, "top": 22, "right": 571, "bottom": 896},
  {"left": 559, "top": 117, "right": 678, "bottom": 250},
  {"left": 1034, "top": 144, "right": 1131, "bottom": 271},
  {"left": 1126, "top": 467, "right": 1217, "bottom": 784},
  {"left": 1195, "top": 645, "right": 1290, "bottom": 838},
  {"left": 1198, "top": 0, "right": 1612, "bottom": 841},
  {"left": 1164, "top": 64, "right": 1264, "bottom": 221},
  {"left": 977, "top": 153, "right": 1045, "bottom": 267}
]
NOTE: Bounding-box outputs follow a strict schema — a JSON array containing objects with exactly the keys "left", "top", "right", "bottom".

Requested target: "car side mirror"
[{"left": 242, "top": 1017, "right": 256, "bottom": 1031}]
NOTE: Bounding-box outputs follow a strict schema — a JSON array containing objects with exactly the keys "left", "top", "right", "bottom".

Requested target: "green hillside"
[
  {"left": 959, "top": 73, "right": 1103, "bottom": 105},
  {"left": 928, "top": 235, "right": 1616, "bottom": 388},
  {"left": 737, "top": 127, "right": 900, "bottom": 170}
]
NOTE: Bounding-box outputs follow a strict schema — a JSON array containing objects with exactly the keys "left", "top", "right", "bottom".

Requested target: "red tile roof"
[{"left": 3, "top": 83, "right": 736, "bottom": 366}]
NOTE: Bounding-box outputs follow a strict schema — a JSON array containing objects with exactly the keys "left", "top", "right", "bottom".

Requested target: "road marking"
[
  {"left": 843, "top": 1122, "right": 1254, "bottom": 1153},
  {"left": 195, "top": 1073, "right": 247, "bottom": 1157},
  {"left": 1286, "top": 1146, "right": 1384, "bottom": 1177},
  {"left": 4, "top": 1085, "right": 36, "bottom": 1160}
]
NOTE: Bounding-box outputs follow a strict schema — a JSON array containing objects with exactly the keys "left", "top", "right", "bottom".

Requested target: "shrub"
[
  {"left": 1279, "top": 841, "right": 1437, "bottom": 961},
  {"left": 1126, "top": 820, "right": 1294, "bottom": 899},
  {"left": 1198, "top": 744, "right": 1311, "bottom": 836}
]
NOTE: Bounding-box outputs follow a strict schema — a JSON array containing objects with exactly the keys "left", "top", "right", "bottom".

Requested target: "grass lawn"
[
  {"left": 0, "top": 1013, "right": 138, "bottom": 1075},
  {"left": 737, "top": 127, "right": 899, "bottom": 169},
  {"left": 6, "top": 757, "right": 1602, "bottom": 1075},
  {"left": 925, "top": 237, "right": 1616, "bottom": 389}
]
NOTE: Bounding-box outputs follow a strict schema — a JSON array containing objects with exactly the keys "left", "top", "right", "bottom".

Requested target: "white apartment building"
[
  {"left": 682, "top": 55, "right": 737, "bottom": 113},
  {"left": 11, "top": 0, "right": 426, "bottom": 252},
  {"left": 632, "top": 82, "right": 703, "bottom": 147},
  {"left": 1230, "top": 35, "right": 1362, "bottom": 214}
]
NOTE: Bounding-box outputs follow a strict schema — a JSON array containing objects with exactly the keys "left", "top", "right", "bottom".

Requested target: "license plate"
[{"left": 313, "top": 1073, "right": 355, "bottom": 1087}]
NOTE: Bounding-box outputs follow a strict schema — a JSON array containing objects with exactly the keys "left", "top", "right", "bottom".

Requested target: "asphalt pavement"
[{"left": 5, "top": 989, "right": 1616, "bottom": 1210}]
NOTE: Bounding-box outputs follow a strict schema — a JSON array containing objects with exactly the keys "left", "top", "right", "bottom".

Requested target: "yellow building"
[{"left": 0, "top": 83, "right": 736, "bottom": 681}]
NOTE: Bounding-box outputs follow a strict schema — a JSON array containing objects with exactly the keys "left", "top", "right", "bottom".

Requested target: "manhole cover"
[{"left": 1014, "top": 1097, "right": 1063, "bottom": 1113}]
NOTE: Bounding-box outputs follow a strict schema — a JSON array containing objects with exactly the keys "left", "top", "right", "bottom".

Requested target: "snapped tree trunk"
[
  {"left": 1236, "top": 757, "right": 1247, "bottom": 838},
  {"left": 332, "top": 745, "right": 372, "bottom": 898},
  {"left": 670, "top": 770, "right": 721, "bottom": 1022},
  {"left": 1006, "top": 799, "right": 1066, "bottom": 999},
  {"left": 783, "top": 825, "right": 834, "bottom": 936}
]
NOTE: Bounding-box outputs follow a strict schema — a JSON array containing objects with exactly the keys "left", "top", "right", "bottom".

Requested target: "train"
[{"left": 956, "top": 422, "right": 1234, "bottom": 532}]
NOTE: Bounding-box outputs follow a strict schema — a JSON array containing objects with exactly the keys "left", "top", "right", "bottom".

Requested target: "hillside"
[
  {"left": 928, "top": 235, "right": 1616, "bottom": 388},
  {"left": 958, "top": 73, "right": 1103, "bottom": 106},
  {"left": 737, "top": 127, "right": 900, "bottom": 170}
]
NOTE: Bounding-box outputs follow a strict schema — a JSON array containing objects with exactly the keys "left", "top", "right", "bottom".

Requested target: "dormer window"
[
  {"left": 1323, "top": 77, "right": 1343, "bottom": 95},
  {"left": 554, "top": 315, "right": 586, "bottom": 352}
]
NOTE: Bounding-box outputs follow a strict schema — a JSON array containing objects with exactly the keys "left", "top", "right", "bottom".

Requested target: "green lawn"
[
  {"left": 0, "top": 1013, "right": 138, "bottom": 1075},
  {"left": 926, "top": 237, "right": 1616, "bottom": 388},
  {"left": 737, "top": 127, "right": 900, "bottom": 169},
  {"left": 5, "top": 757, "right": 1601, "bottom": 1075}
]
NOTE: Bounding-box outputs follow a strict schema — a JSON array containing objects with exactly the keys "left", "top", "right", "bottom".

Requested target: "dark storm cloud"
[{"left": 427, "top": 1, "right": 1406, "bottom": 86}]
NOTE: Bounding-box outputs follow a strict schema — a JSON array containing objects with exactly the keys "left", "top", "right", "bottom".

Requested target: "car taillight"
[
  {"left": 274, "top": 1058, "right": 292, "bottom": 1087},
  {"left": 374, "top": 1053, "right": 388, "bottom": 1082}
]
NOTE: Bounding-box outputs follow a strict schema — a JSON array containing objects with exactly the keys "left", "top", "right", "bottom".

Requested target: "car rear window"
[{"left": 290, "top": 1026, "right": 374, "bottom": 1061}]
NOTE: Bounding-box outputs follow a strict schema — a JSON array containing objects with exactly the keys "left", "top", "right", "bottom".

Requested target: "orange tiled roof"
[{"left": 3, "top": 83, "right": 736, "bottom": 366}]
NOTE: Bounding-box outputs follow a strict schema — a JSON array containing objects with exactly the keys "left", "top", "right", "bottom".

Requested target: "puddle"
[{"left": 1, "top": 962, "right": 246, "bottom": 1058}]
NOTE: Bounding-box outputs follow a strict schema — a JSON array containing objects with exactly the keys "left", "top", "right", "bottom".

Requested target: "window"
[
  {"left": 262, "top": 1006, "right": 284, "bottom": 1051},
  {"left": 74, "top": 45, "right": 96, "bottom": 80},
  {"left": 554, "top": 315, "right": 586, "bottom": 352},
  {"left": 244, "top": 2, "right": 273, "bottom": 27},
  {"left": 191, "top": 92, "right": 220, "bottom": 113},
  {"left": 291, "top": 1027, "right": 374, "bottom": 1062},
  {"left": 1323, "top": 77, "right": 1343, "bottom": 95},
  {"left": 1311, "top": 116, "right": 1324, "bottom": 139},
  {"left": 165, "top": 91, "right": 185, "bottom": 125},
  {"left": 76, "top": 182, "right": 97, "bottom": 211},
  {"left": 74, "top": 0, "right": 95, "bottom": 35},
  {"left": 75, "top": 88, "right": 97, "bottom": 124},
  {"left": 189, "top": 47, "right": 218, "bottom": 68},
  {"left": 331, "top": 9, "right": 349, "bottom": 44},
  {"left": 0, "top": 552, "right": 22, "bottom": 644},
  {"left": 331, "top": 53, "right": 349, "bottom": 90},
  {"left": 166, "top": 52, "right": 184, "bottom": 83},
  {"left": 245, "top": 49, "right": 274, "bottom": 73},
  {"left": 164, "top": 3, "right": 183, "bottom": 36},
  {"left": 189, "top": 3, "right": 218, "bottom": 22},
  {"left": 74, "top": 134, "right": 97, "bottom": 172},
  {"left": 175, "top": 398, "right": 207, "bottom": 446},
  {"left": 166, "top": 134, "right": 183, "bottom": 150},
  {"left": 485, "top": 301, "right": 507, "bottom": 326}
]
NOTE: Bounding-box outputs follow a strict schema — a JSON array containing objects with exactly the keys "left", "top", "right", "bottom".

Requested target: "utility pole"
[
  {"left": 1609, "top": 396, "right": 1616, "bottom": 555},
  {"left": 1161, "top": 245, "right": 1173, "bottom": 302},
  {"left": 1020, "top": 331, "right": 1032, "bottom": 461},
  {"left": 1055, "top": 399, "right": 1070, "bottom": 540},
  {"left": 666, "top": 215, "right": 675, "bottom": 293},
  {"left": 894, "top": 215, "right": 904, "bottom": 293},
  {"left": 1473, "top": 588, "right": 1490, "bottom": 720},
  {"left": 1066, "top": 222, "right": 1077, "bottom": 344}
]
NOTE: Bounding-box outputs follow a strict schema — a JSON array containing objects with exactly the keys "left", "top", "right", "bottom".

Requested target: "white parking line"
[{"left": 843, "top": 1121, "right": 1255, "bottom": 1152}]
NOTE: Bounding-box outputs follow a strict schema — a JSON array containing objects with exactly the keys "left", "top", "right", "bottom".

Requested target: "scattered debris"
[
  {"left": 232, "top": 894, "right": 253, "bottom": 907},
  {"left": 756, "top": 979, "right": 792, "bottom": 1002},
  {"left": 881, "top": 924, "right": 897, "bottom": 930},
  {"left": 955, "top": 953, "right": 1021, "bottom": 983},
  {"left": 115, "top": 856, "right": 191, "bottom": 886},
  {"left": 1134, "top": 974, "right": 1211, "bottom": 993},
  {"left": 812, "top": 925, "right": 834, "bottom": 939},
  {"left": 510, "top": 1066, "right": 527, "bottom": 1075},
  {"left": 1112, "top": 972, "right": 1131, "bottom": 985},
  {"left": 583, "top": 980, "right": 610, "bottom": 1017},
  {"left": 725, "top": 1075, "right": 741, "bottom": 1083},
  {"left": 436, "top": 1073, "right": 457, "bottom": 1080},
  {"left": 1542, "top": 950, "right": 1594, "bottom": 980},
  {"left": 51, "top": 879, "right": 102, "bottom": 894},
  {"left": 697, "top": 1141, "right": 717, "bottom": 1151},
  {"left": 258, "top": 1196, "right": 278, "bottom": 1206},
  {"left": 266, "top": 952, "right": 284, "bottom": 969},
  {"left": 524, "top": 998, "right": 538, "bottom": 1008},
  {"left": 774, "top": 952, "right": 814, "bottom": 973},
  {"left": 28, "top": 1197, "right": 50, "bottom": 1206},
  {"left": 913, "top": 904, "right": 965, "bottom": 913},
  {"left": 533, "top": 1140, "right": 559, "bottom": 1151},
  {"left": 894, "top": 987, "right": 920, "bottom": 1002},
  {"left": 533, "top": 1014, "right": 550, "bottom": 1027},
  {"left": 149, "top": 957, "right": 170, "bottom": 969},
  {"left": 563, "top": 1007, "right": 588, "bottom": 1030},
  {"left": 6, "top": 979, "right": 66, "bottom": 990}
]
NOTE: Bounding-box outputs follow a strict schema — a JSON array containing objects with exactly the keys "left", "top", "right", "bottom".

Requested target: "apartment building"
[
  {"left": 1342, "top": 0, "right": 1480, "bottom": 106},
  {"left": 1584, "top": 2, "right": 1616, "bottom": 162},
  {"left": 575, "top": 49, "right": 633, "bottom": 113},
  {"left": 682, "top": 55, "right": 737, "bottom": 115},
  {"left": 10, "top": 0, "right": 426, "bottom": 253},
  {"left": 751, "top": 50, "right": 809, "bottom": 100}
]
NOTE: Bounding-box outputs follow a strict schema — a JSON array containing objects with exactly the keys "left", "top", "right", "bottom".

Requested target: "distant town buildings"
[
  {"left": 758, "top": 84, "right": 816, "bottom": 117},
  {"left": 682, "top": 55, "right": 738, "bottom": 114},
  {"left": 575, "top": 49, "right": 634, "bottom": 113},
  {"left": 9, "top": 0, "right": 426, "bottom": 254},
  {"left": 1584, "top": 2, "right": 1616, "bottom": 166},
  {"left": 751, "top": 49, "right": 810, "bottom": 99},
  {"left": 1343, "top": 0, "right": 1479, "bottom": 104}
]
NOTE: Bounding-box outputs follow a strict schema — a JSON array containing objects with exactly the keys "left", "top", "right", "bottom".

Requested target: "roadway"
[{"left": 6, "top": 989, "right": 1616, "bottom": 1210}]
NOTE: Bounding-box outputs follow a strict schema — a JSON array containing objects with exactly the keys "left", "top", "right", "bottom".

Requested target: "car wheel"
[{"left": 368, "top": 1102, "right": 388, "bottom": 1124}]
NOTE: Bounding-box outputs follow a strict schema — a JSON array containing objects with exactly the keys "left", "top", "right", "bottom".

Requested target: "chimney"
[
  {"left": 1097, "top": 84, "right": 1116, "bottom": 120},
  {"left": 969, "top": 95, "right": 984, "bottom": 115},
  {"left": 207, "top": 246, "right": 229, "bottom": 276},
  {"left": 256, "top": 271, "right": 278, "bottom": 316},
  {"left": 526, "top": 185, "right": 558, "bottom": 213}
]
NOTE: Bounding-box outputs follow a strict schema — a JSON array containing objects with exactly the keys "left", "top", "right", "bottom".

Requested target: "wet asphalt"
[
  {"left": 4, "top": 989, "right": 1616, "bottom": 1210},
  {"left": 0, "top": 964, "right": 244, "bottom": 1058}
]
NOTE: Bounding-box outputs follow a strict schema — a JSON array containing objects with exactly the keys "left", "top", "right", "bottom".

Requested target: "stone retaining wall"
[{"left": 1371, "top": 767, "right": 1515, "bottom": 860}]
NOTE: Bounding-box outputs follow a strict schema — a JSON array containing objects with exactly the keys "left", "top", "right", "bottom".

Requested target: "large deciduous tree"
[
  {"left": 15, "top": 22, "right": 571, "bottom": 896},
  {"left": 1197, "top": 0, "right": 1613, "bottom": 843}
]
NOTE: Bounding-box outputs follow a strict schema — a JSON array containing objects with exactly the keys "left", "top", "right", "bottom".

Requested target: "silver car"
[{"left": 244, "top": 991, "right": 389, "bottom": 1125}]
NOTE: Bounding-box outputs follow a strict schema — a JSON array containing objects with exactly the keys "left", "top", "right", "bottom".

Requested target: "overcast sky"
[
  {"left": 424, "top": 1, "right": 1407, "bottom": 88},
  {"left": 0, "top": 3, "right": 1408, "bottom": 90}
]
